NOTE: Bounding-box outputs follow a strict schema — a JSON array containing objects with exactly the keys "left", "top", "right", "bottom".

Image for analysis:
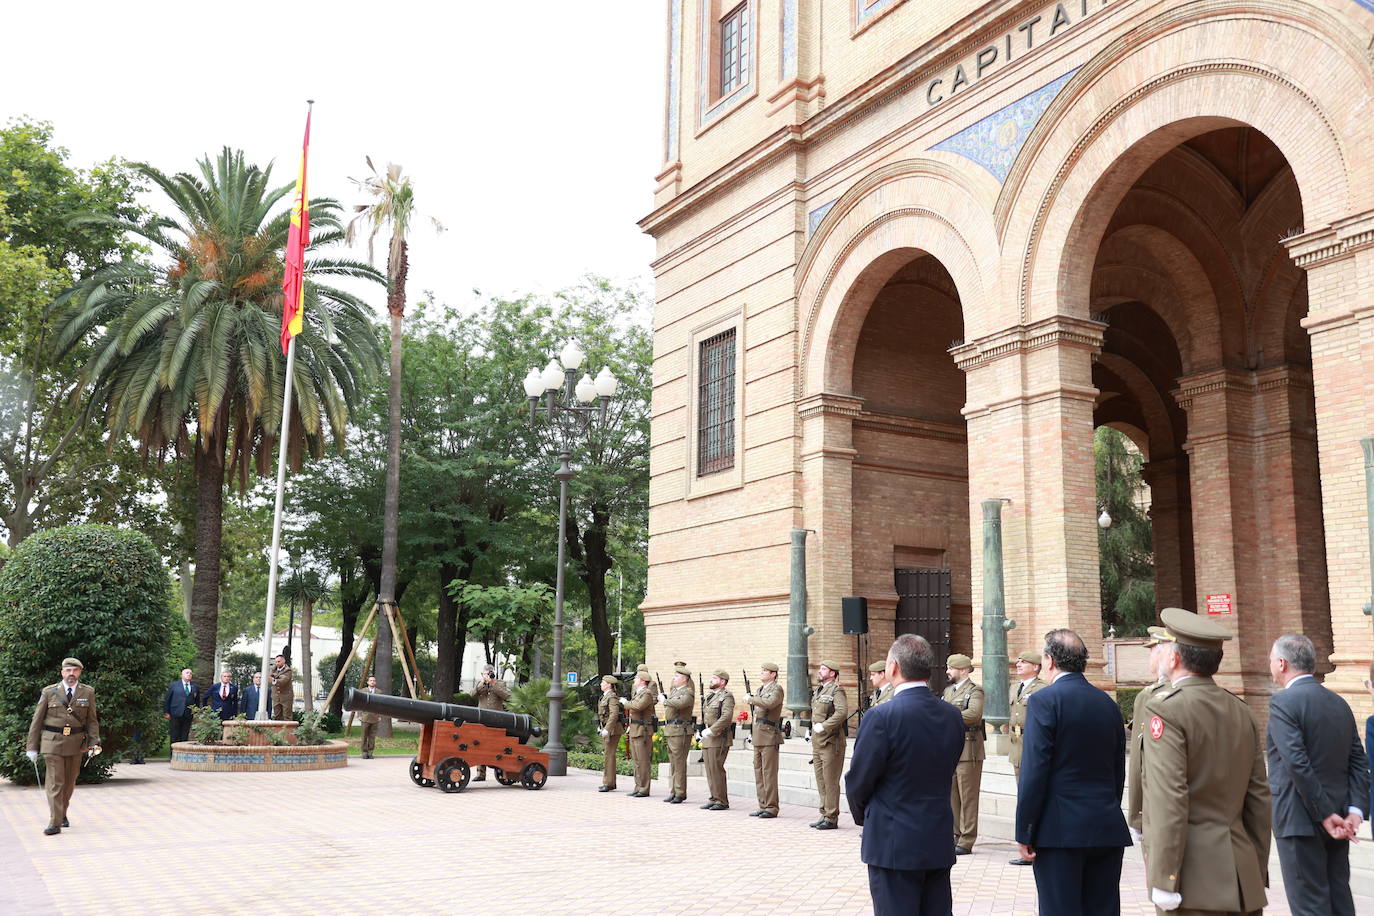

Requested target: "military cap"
[
  {"left": 760, "top": 662, "right": 779, "bottom": 672},
  {"left": 712, "top": 668, "right": 730, "bottom": 681},
  {"left": 601, "top": 674, "right": 620, "bottom": 685},
  {"left": 947, "top": 653, "right": 974, "bottom": 669},
  {"left": 1159, "top": 606, "right": 1233, "bottom": 650},
  {"left": 1142, "top": 625, "right": 1169, "bottom": 648},
  {"left": 673, "top": 663, "right": 692, "bottom": 678},
  {"left": 817, "top": 659, "right": 840, "bottom": 672},
  {"left": 868, "top": 661, "right": 887, "bottom": 673},
  {"left": 61, "top": 657, "right": 84, "bottom": 669},
  {"left": 1016, "top": 650, "right": 1043, "bottom": 665}
]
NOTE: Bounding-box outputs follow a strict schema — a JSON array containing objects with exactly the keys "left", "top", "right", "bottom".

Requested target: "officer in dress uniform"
[
  {"left": 1007, "top": 649, "right": 1047, "bottom": 866},
  {"left": 358, "top": 675, "right": 382, "bottom": 759},
  {"left": 1127, "top": 627, "right": 1170, "bottom": 841},
  {"left": 868, "top": 660, "right": 893, "bottom": 707},
  {"left": 660, "top": 663, "right": 696, "bottom": 804},
  {"left": 1140, "top": 607, "right": 1270, "bottom": 915},
  {"left": 595, "top": 674, "right": 624, "bottom": 792},
  {"left": 810, "top": 659, "right": 848, "bottom": 830},
  {"left": 26, "top": 658, "right": 100, "bottom": 836},
  {"left": 942, "top": 653, "right": 984, "bottom": 855},
  {"left": 699, "top": 669, "right": 736, "bottom": 810},
  {"left": 746, "top": 662, "right": 785, "bottom": 818},
  {"left": 622, "top": 668, "right": 657, "bottom": 797}
]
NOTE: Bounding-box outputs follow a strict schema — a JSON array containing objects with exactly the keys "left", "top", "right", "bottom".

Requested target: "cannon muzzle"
[{"left": 344, "top": 688, "right": 543, "bottom": 741}]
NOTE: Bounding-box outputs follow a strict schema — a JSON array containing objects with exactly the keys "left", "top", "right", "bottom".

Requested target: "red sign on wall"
[{"left": 1205, "top": 593, "right": 1233, "bottom": 616}]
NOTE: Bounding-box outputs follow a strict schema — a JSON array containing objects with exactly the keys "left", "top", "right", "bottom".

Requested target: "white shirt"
[
  {"left": 1284, "top": 673, "right": 1314, "bottom": 689},
  {"left": 892, "top": 680, "right": 927, "bottom": 696}
]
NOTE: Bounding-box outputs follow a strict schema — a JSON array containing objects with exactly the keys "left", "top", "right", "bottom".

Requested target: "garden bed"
[{"left": 170, "top": 739, "right": 349, "bottom": 772}]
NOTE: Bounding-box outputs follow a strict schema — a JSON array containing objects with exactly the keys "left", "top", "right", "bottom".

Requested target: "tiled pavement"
[{"left": 2, "top": 760, "right": 1368, "bottom": 915}]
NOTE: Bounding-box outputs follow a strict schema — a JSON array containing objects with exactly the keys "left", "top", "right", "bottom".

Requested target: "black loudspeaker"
[{"left": 842, "top": 596, "right": 869, "bottom": 635}]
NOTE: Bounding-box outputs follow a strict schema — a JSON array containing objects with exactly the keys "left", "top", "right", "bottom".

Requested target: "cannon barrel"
[{"left": 344, "top": 688, "right": 543, "bottom": 741}]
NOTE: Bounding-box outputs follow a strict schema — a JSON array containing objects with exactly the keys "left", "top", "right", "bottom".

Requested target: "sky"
[{"left": 3, "top": 2, "right": 665, "bottom": 312}]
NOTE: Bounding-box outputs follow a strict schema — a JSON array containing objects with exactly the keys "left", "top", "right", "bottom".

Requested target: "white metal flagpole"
[{"left": 259, "top": 335, "right": 298, "bottom": 719}]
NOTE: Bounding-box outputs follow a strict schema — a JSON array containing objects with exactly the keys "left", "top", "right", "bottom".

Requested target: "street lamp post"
[{"left": 521, "top": 340, "right": 618, "bottom": 777}]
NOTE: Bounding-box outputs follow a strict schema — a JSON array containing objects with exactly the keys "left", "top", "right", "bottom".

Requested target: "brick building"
[{"left": 639, "top": 0, "right": 1374, "bottom": 721}]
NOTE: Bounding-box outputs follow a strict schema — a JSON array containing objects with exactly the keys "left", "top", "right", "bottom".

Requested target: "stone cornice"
[
  {"left": 1283, "top": 210, "right": 1374, "bottom": 269},
  {"left": 797, "top": 391, "right": 866, "bottom": 420},
  {"left": 950, "top": 315, "right": 1105, "bottom": 370}
]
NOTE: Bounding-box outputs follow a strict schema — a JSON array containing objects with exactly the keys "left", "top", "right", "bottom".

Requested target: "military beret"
[
  {"left": 817, "top": 659, "right": 840, "bottom": 672},
  {"left": 602, "top": 674, "right": 620, "bottom": 685},
  {"left": 713, "top": 669, "right": 730, "bottom": 681},
  {"left": 673, "top": 664, "right": 692, "bottom": 678},
  {"left": 947, "top": 653, "right": 973, "bottom": 669},
  {"left": 1017, "top": 650, "right": 1043, "bottom": 665},
  {"left": 868, "top": 661, "right": 887, "bottom": 673},
  {"left": 1159, "top": 607, "right": 1233, "bottom": 650},
  {"left": 1142, "top": 625, "right": 1169, "bottom": 648},
  {"left": 61, "top": 657, "right": 84, "bottom": 669},
  {"left": 760, "top": 662, "right": 779, "bottom": 672}
]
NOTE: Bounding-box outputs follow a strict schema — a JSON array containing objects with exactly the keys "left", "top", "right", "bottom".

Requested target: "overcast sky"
[{"left": 4, "top": 2, "right": 664, "bottom": 312}]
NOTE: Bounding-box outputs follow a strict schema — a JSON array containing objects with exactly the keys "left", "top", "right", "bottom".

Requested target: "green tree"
[
  {"left": 54, "top": 148, "right": 384, "bottom": 682},
  {"left": 1096, "top": 426, "right": 1155, "bottom": 636},
  {"left": 0, "top": 525, "right": 177, "bottom": 784},
  {"left": 345, "top": 159, "right": 442, "bottom": 718},
  {"left": 280, "top": 567, "right": 332, "bottom": 711}
]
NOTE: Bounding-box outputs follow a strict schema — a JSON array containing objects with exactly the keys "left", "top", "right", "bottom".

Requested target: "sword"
[{"left": 31, "top": 756, "right": 40, "bottom": 783}]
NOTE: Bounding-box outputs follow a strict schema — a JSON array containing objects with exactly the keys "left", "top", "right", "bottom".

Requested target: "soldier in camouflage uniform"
[
  {"left": 699, "top": 669, "right": 736, "bottom": 810},
  {"left": 810, "top": 659, "right": 848, "bottom": 830}
]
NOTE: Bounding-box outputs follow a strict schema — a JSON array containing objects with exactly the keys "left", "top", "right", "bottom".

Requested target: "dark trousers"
[
  {"left": 1031, "top": 846, "right": 1123, "bottom": 916},
  {"left": 867, "top": 864, "right": 952, "bottom": 916},
  {"left": 1276, "top": 833, "right": 1355, "bottom": 916},
  {"left": 168, "top": 714, "right": 193, "bottom": 744}
]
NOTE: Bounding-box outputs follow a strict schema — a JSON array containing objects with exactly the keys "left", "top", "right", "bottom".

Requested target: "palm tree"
[
  {"left": 54, "top": 148, "right": 384, "bottom": 682},
  {"left": 280, "top": 567, "right": 333, "bottom": 712},
  {"left": 346, "top": 159, "right": 441, "bottom": 721}
]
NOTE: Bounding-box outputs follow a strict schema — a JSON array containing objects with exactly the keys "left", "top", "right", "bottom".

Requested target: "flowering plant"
[{"left": 735, "top": 709, "right": 749, "bottom": 723}]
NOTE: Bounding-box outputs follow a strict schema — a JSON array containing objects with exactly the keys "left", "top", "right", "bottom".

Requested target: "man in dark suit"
[
  {"left": 1267, "top": 634, "right": 1369, "bottom": 916},
  {"left": 241, "top": 672, "right": 264, "bottom": 720},
  {"left": 1015, "top": 628, "right": 1131, "bottom": 916},
  {"left": 162, "top": 668, "right": 200, "bottom": 744},
  {"left": 206, "top": 670, "right": 238, "bottom": 720},
  {"left": 845, "top": 633, "right": 964, "bottom": 916}
]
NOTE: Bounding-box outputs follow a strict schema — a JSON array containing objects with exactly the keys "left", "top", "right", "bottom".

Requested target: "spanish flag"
[{"left": 280, "top": 107, "right": 311, "bottom": 354}]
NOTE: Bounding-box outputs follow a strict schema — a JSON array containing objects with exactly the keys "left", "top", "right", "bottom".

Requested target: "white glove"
[
  {"left": 813, "top": 724, "right": 825, "bottom": 735},
  {"left": 26, "top": 750, "right": 38, "bottom": 762},
  {"left": 743, "top": 694, "right": 754, "bottom": 704},
  {"left": 598, "top": 729, "right": 608, "bottom": 737},
  {"left": 89, "top": 745, "right": 102, "bottom": 756},
  {"left": 1129, "top": 827, "right": 1142, "bottom": 844},
  {"left": 1151, "top": 888, "right": 1182, "bottom": 911}
]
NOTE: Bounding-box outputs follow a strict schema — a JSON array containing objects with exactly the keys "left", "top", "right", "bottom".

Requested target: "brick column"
[
  {"left": 1140, "top": 455, "right": 1193, "bottom": 614},
  {"left": 1287, "top": 214, "right": 1374, "bottom": 725},
  {"left": 955, "top": 316, "right": 1105, "bottom": 677},
  {"left": 798, "top": 393, "right": 863, "bottom": 690}
]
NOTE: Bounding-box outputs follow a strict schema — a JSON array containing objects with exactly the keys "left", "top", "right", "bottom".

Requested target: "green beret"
[
  {"left": 61, "top": 657, "right": 84, "bottom": 670},
  {"left": 673, "top": 664, "right": 691, "bottom": 678},
  {"left": 947, "top": 653, "right": 973, "bottom": 669},
  {"left": 601, "top": 674, "right": 620, "bottom": 685},
  {"left": 1143, "top": 625, "right": 1169, "bottom": 648},
  {"left": 818, "top": 659, "right": 840, "bottom": 672},
  {"left": 760, "top": 662, "right": 779, "bottom": 672},
  {"left": 713, "top": 669, "right": 730, "bottom": 681},
  {"left": 868, "top": 661, "right": 887, "bottom": 673},
  {"left": 1159, "top": 606, "right": 1233, "bottom": 650},
  {"left": 1017, "top": 651, "right": 1042, "bottom": 665}
]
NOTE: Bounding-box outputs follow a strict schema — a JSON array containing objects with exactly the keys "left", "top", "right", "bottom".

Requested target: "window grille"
[
  {"left": 720, "top": 3, "right": 748, "bottom": 96},
  {"left": 697, "top": 329, "right": 736, "bottom": 475}
]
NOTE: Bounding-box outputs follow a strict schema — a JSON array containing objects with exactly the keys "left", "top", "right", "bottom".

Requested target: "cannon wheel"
[
  {"left": 409, "top": 757, "right": 434, "bottom": 788},
  {"left": 494, "top": 768, "right": 517, "bottom": 786},
  {"left": 520, "top": 761, "right": 547, "bottom": 790},
  {"left": 435, "top": 757, "right": 471, "bottom": 793}
]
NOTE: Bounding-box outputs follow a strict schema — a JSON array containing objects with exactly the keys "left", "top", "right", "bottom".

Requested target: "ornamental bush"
[{"left": 0, "top": 525, "right": 180, "bottom": 784}]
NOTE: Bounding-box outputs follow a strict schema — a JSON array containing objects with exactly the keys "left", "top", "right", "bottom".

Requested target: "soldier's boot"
[
  {"left": 62, "top": 818, "right": 69, "bottom": 827},
  {"left": 43, "top": 826, "right": 60, "bottom": 835},
  {"left": 815, "top": 820, "right": 838, "bottom": 830}
]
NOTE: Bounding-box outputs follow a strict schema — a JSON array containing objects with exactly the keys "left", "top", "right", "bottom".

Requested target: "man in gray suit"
[{"left": 1267, "top": 634, "right": 1370, "bottom": 916}]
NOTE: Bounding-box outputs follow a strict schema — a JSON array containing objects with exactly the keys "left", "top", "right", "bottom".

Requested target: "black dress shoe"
[
  {"left": 815, "top": 820, "right": 838, "bottom": 830},
  {"left": 749, "top": 810, "right": 764, "bottom": 817},
  {"left": 627, "top": 791, "right": 648, "bottom": 797},
  {"left": 61, "top": 818, "right": 69, "bottom": 827},
  {"left": 954, "top": 846, "right": 971, "bottom": 856},
  {"left": 700, "top": 802, "right": 715, "bottom": 809},
  {"left": 809, "top": 818, "right": 824, "bottom": 828},
  {"left": 756, "top": 811, "right": 776, "bottom": 819},
  {"left": 667, "top": 796, "right": 684, "bottom": 804},
  {"left": 1009, "top": 857, "right": 1032, "bottom": 866},
  {"left": 708, "top": 803, "right": 728, "bottom": 811},
  {"left": 598, "top": 785, "right": 615, "bottom": 792},
  {"left": 43, "top": 826, "right": 60, "bottom": 836}
]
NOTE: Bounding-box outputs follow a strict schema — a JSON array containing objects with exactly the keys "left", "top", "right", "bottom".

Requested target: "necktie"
[
  {"left": 184, "top": 683, "right": 190, "bottom": 696},
  {"left": 66, "top": 687, "right": 73, "bottom": 705},
  {"left": 1016, "top": 683, "right": 1024, "bottom": 700},
  {"left": 222, "top": 686, "right": 228, "bottom": 699}
]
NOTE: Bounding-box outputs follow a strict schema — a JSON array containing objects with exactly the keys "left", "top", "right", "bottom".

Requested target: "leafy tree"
[
  {"left": 54, "top": 148, "right": 384, "bottom": 682},
  {"left": 345, "top": 159, "right": 442, "bottom": 718},
  {"left": 0, "top": 525, "right": 177, "bottom": 784},
  {"left": 1096, "top": 426, "right": 1155, "bottom": 636}
]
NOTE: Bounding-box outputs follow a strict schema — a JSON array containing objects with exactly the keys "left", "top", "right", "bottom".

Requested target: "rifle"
[{"left": 696, "top": 672, "right": 706, "bottom": 737}]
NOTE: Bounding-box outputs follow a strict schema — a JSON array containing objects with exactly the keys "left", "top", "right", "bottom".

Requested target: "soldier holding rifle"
[
  {"left": 622, "top": 668, "right": 657, "bottom": 797},
  {"left": 810, "top": 659, "right": 849, "bottom": 830},
  {"left": 745, "top": 662, "right": 785, "bottom": 818},
  {"left": 699, "top": 669, "right": 736, "bottom": 810},
  {"left": 595, "top": 675, "right": 624, "bottom": 792},
  {"left": 660, "top": 663, "right": 696, "bottom": 804}
]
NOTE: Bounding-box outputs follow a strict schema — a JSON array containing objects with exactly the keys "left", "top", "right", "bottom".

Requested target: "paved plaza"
[{"left": 0, "top": 759, "right": 1366, "bottom": 915}]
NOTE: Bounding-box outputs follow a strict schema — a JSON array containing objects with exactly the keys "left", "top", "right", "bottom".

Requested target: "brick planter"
[{"left": 170, "top": 739, "right": 348, "bottom": 772}]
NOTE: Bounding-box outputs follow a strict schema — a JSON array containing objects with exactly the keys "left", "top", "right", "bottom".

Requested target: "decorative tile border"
[
  {"left": 808, "top": 199, "right": 838, "bottom": 235},
  {"left": 855, "top": 0, "right": 906, "bottom": 33},
  {"left": 781, "top": 0, "right": 798, "bottom": 80},
  {"left": 698, "top": 0, "right": 760, "bottom": 132},
  {"left": 665, "top": 0, "right": 683, "bottom": 163},
  {"left": 170, "top": 739, "right": 349, "bottom": 772},
  {"left": 931, "top": 69, "right": 1078, "bottom": 183}
]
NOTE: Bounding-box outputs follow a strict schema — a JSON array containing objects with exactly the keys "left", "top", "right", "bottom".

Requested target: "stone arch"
[
  {"left": 797, "top": 158, "right": 999, "bottom": 398},
  {"left": 1001, "top": 3, "right": 1371, "bottom": 322}
]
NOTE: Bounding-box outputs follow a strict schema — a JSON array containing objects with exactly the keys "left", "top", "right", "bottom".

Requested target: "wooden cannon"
[{"left": 344, "top": 688, "right": 549, "bottom": 793}]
